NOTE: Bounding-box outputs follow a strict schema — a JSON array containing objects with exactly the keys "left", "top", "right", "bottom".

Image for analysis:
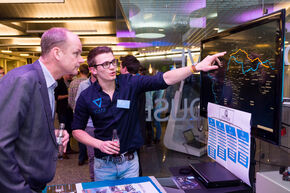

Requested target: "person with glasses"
[{"left": 72, "top": 46, "right": 225, "bottom": 181}]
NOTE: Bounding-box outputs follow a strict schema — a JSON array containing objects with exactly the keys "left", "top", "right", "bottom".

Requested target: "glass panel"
[{"left": 117, "top": 0, "right": 290, "bottom": 178}]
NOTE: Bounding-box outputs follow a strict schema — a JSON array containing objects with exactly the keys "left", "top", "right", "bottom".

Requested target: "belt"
[{"left": 100, "top": 151, "right": 135, "bottom": 164}]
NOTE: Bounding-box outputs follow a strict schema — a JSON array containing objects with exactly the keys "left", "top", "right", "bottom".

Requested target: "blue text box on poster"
[
  {"left": 208, "top": 117, "right": 215, "bottom": 127},
  {"left": 208, "top": 145, "right": 216, "bottom": 160},
  {"left": 228, "top": 148, "right": 237, "bottom": 163},
  {"left": 217, "top": 145, "right": 226, "bottom": 161},
  {"left": 238, "top": 152, "right": 249, "bottom": 168}
]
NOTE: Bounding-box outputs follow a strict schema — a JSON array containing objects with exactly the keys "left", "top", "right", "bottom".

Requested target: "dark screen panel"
[{"left": 200, "top": 10, "right": 285, "bottom": 145}]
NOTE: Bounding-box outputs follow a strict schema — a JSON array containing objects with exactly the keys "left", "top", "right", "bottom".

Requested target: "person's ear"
[
  {"left": 53, "top": 47, "right": 63, "bottom": 60},
  {"left": 123, "top": 66, "right": 128, "bottom": 73},
  {"left": 89, "top": 66, "right": 98, "bottom": 75}
]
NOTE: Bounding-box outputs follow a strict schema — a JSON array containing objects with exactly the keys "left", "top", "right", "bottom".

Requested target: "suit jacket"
[{"left": 0, "top": 60, "right": 58, "bottom": 193}]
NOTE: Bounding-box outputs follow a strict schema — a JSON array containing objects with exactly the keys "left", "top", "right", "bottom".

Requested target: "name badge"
[{"left": 117, "top": 99, "right": 130, "bottom": 109}]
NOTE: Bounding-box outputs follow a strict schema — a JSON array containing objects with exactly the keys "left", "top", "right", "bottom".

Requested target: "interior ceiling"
[
  {"left": 0, "top": 0, "right": 289, "bottom": 60},
  {"left": 0, "top": 0, "right": 131, "bottom": 58}
]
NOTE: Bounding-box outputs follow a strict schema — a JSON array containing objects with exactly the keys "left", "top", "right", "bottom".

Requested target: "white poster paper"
[{"left": 207, "top": 102, "right": 252, "bottom": 186}]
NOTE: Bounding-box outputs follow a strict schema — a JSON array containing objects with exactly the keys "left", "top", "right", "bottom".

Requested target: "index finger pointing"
[{"left": 213, "top": 52, "right": 226, "bottom": 58}]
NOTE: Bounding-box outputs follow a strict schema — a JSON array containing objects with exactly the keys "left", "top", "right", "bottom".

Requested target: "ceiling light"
[
  {"left": 117, "top": 42, "right": 152, "bottom": 48},
  {"left": 0, "top": 0, "right": 64, "bottom": 2},
  {"left": 143, "top": 13, "right": 153, "bottom": 20},
  {"left": 25, "top": 20, "right": 101, "bottom": 24},
  {"left": 132, "top": 22, "right": 168, "bottom": 29},
  {"left": 136, "top": 33, "right": 165, "bottom": 39},
  {"left": 155, "top": 46, "right": 159, "bottom": 48},
  {"left": 20, "top": 54, "right": 29, "bottom": 56},
  {"left": 189, "top": 17, "right": 206, "bottom": 28},
  {"left": 208, "top": 13, "right": 218, "bottom": 18},
  {"left": 117, "top": 31, "right": 135, "bottom": 38},
  {"left": 26, "top": 30, "right": 98, "bottom": 35},
  {"left": 183, "top": 0, "right": 206, "bottom": 14},
  {"left": 113, "top": 52, "right": 129, "bottom": 56},
  {"left": 151, "top": 41, "right": 173, "bottom": 46},
  {"left": 158, "top": 28, "right": 164, "bottom": 32},
  {"left": 214, "top": 28, "right": 219, "bottom": 31},
  {"left": 1, "top": 50, "right": 12, "bottom": 53},
  {"left": 149, "top": 64, "right": 153, "bottom": 74}
]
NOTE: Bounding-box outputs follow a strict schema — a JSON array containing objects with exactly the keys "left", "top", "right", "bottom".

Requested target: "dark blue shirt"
[{"left": 72, "top": 72, "right": 168, "bottom": 158}]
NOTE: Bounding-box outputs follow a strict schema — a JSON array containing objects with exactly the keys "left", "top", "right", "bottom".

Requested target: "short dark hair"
[
  {"left": 87, "top": 46, "right": 113, "bottom": 67},
  {"left": 79, "top": 64, "right": 89, "bottom": 75},
  {"left": 120, "top": 55, "right": 140, "bottom": 74},
  {"left": 40, "top": 27, "right": 70, "bottom": 56}
]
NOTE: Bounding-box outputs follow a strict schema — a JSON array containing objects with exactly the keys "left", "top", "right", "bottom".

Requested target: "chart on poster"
[{"left": 207, "top": 102, "right": 252, "bottom": 186}]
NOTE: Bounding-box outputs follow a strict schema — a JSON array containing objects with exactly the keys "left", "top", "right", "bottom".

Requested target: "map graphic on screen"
[{"left": 200, "top": 10, "right": 285, "bottom": 145}]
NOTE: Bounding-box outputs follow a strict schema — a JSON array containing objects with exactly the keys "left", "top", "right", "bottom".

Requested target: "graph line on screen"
[
  {"left": 208, "top": 73, "right": 218, "bottom": 103},
  {"left": 227, "top": 49, "right": 275, "bottom": 74}
]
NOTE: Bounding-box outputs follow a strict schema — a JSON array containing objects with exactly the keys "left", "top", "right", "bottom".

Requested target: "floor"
[{"left": 48, "top": 136, "right": 290, "bottom": 186}]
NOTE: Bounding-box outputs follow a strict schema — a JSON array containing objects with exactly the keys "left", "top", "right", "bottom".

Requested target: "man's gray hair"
[{"left": 40, "top": 27, "right": 70, "bottom": 56}]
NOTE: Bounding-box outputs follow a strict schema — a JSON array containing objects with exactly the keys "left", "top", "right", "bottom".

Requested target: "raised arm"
[{"left": 163, "top": 52, "right": 226, "bottom": 85}]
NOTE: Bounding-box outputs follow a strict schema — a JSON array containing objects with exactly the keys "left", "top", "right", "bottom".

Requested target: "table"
[{"left": 169, "top": 166, "right": 252, "bottom": 193}]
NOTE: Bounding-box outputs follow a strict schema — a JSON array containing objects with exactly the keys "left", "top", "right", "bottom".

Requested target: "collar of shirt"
[
  {"left": 93, "top": 76, "right": 120, "bottom": 92},
  {"left": 88, "top": 77, "right": 93, "bottom": 85},
  {"left": 39, "top": 60, "right": 57, "bottom": 89}
]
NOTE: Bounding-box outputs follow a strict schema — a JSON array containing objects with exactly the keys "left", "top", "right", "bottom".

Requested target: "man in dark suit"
[{"left": 0, "top": 27, "right": 84, "bottom": 193}]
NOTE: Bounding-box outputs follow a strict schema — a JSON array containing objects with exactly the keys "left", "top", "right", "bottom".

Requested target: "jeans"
[
  {"left": 94, "top": 151, "right": 139, "bottom": 181},
  {"left": 78, "top": 142, "right": 87, "bottom": 163}
]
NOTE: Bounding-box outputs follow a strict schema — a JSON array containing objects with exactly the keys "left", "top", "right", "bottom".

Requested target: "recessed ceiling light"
[
  {"left": 1, "top": 50, "right": 12, "bottom": 53},
  {"left": 143, "top": 13, "right": 153, "bottom": 20},
  {"left": 117, "top": 31, "right": 135, "bottom": 38},
  {"left": 213, "top": 28, "right": 219, "bottom": 31},
  {"left": 158, "top": 28, "right": 164, "bottom": 32},
  {"left": 117, "top": 42, "right": 152, "bottom": 48},
  {"left": 136, "top": 33, "right": 165, "bottom": 39},
  {"left": 208, "top": 13, "right": 218, "bottom": 18}
]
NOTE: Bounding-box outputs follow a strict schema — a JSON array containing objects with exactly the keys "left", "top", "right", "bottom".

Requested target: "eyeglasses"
[{"left": 94, "top": 59, "right": 118, "bottom": 69}]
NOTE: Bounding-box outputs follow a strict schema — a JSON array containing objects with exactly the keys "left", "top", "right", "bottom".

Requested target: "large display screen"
[{"left": 200, "top": 10, "right": 285, "bottom": 145}]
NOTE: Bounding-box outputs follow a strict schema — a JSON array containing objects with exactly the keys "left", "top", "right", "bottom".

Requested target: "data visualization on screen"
[{"left": 200, "top": 10, "right": 285, "bottom": 145}]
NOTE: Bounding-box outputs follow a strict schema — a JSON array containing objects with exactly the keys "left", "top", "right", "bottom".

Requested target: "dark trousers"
[{"left": 78, "top": 142, "right": 87, "bottom": 162}]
